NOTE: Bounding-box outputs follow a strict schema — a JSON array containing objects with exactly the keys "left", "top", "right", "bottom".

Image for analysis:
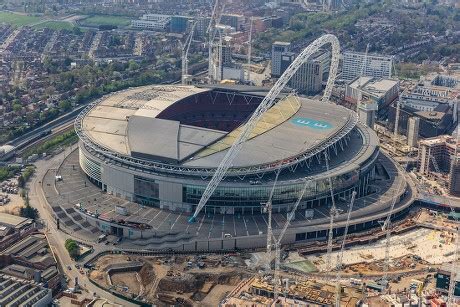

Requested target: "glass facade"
[
  {"left": 134, "top": 176, "right": 159, "bottom": 206},
  {"left": 79, "top": 148, "right": 101, "bottom": 182},
  {"left": 183, "top": 170, "right": 360, "bottom": 208}
]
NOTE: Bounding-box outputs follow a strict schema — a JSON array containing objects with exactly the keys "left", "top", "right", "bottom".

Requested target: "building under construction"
[{"left": 221, "top": 277, "right": 361, "bottom": 307}]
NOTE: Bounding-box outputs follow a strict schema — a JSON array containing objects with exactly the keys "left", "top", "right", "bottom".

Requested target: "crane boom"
[
  {"left": 325, "top": 151, "right": 338, "bottom": 271},
  {"left": 357, "top": 44, "right": 369, "bottom": 112},
  {"left": 382, "top": 164, "right": 407, "bottom": 288},
  {"left": 207, "top": 0, "right": 226, "bottom": 83},
  {"left": 246, "top": 17, "right": 253, "bottom": 83},
  {"left": 273, "top": 177, "right": 313, "bottom": 300},
  {"left": 189, "top": 34, "right": 341, "bottom": 223},
  {"left": 335, "top": 191, "right": 357, "bottom": 307},
  {"left": 265, "top": 168, "right": 281, "bottom": 271},
  {"left": 428, "top": 153, "right": 460, "bottom": 305},
  {"left": 182, "top": 22, "right": 196, "bottom": 85}
]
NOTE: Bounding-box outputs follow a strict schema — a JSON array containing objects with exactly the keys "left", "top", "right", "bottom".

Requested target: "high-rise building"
[
  {"left": 407, "top": 117, "right": 420, "bottom": 148},
  {"left": 449, "top": 159, "right": 460, "bottom": 196},
  {"left": 271, "top": 41, "right": 291, "bottom": 77},
  {"left": 280, "top": 52, "right": 295, "bottom": 76},
  {"left": 195, "top": 17, "right": 210, "bottom": 38},
  {"left": 222, "top": 40, "right": 232, "bottom": 67},
  {"left": 418, "top": 135, "right": 458, "bottom": 175},
  {"left": 170, "top": 16, "right": 190, "bottom": 33},
  {"left": 358, "top": 99, "right": 378, "bottom": 128},
  {"left": 221, "top": 14, "right": 245, "bottom": 31},
  {"left": 288, "top": 50, "right": 331, "bottom": 95},
  {"left": 341, "top": 51, "right": 393, "bottom": 82}
]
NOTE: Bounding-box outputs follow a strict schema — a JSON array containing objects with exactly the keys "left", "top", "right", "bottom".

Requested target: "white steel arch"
[{"left": 189, "top": 34, "right": 341, "bottom": 222}]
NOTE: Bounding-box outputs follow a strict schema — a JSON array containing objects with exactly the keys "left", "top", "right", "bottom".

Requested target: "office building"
[
  {"left": 195, "top": 17, "right": 210, "bottom": 38},
  {"left": 388, "top": 102, "right": 454, "bottom": 138},
  {"left": 221, "top": 14, "right": 245, "bottom": 31},
  {"left": 287, "top": 50, "right": 331, "bottom": 95},
  {"left": 401, "top": 74, "right": 459, "bottom": 124},
  {"left": 271, "top": 41, "right": 291, "bottom": 77},
  {"left": 341, "top": 51, "right": 393, "bottom": 82},
  {"left": 418, "top": 135, "right": 458, "bottom": 175},
  {"left": 280, "top": 52, "right": 295, "bottom": 76},
  {"left": 345, "top": 77, "right": 399, "bottom": 108},
  {"left": 170, "top": 15, "right": 190, "bottom": 33},
  {"left": 358, "top": 99, "right": 378, "bottom": 128},
  {"left": 407, "top": 117, "right": 420, "bottom": 148},
  {"left": 131, "top": 14, "right": 171, "bottom": 31}
]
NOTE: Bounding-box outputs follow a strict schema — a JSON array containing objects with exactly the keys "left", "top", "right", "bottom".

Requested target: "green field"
[
  {"left": 33, "top": 21, "right": 76, "bottom": 30},
  {"left": 284, "top": 260, "right": 318, "bottom": 273},
  {"left": 80, "top": 15, "right": 131, "bottom": 27},
  {"left": 0, "top": 11, "right": 42, "bottom": 26}
]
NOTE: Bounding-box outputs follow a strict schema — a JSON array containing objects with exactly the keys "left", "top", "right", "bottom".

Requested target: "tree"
[
  {"left": 20, "top": 205, "right": 38, "bottom": 220},
  {"left": 65, "top": 239, "right": 80, "bottom": 259},
  {"left": 59, "top": 100, "right": 71, "bottom": 111}
]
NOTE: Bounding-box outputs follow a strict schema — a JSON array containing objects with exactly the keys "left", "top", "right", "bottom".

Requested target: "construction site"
[
  {"left": 81, "top": 209, "right": 459, "bottom": 306},
  {"left": 88, "top": 253, "right": 251, "bottom": 306}
]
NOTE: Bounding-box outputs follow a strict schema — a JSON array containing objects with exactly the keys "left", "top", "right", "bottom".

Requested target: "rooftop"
[
  {"left": 80, "top": 85, "right": 356, "bottom": 169},
  {"left": 349, "top": 77, "right": 399, "bottom": 98},
  {"left": 0, "top": 213, "right": 31, "bottom": 229}
]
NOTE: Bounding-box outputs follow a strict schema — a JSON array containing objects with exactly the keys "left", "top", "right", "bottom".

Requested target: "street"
[{"left": 28, "top": 146, "right": 138, "bottom": 306}]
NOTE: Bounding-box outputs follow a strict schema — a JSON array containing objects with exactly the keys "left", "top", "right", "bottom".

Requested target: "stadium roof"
[{"left": 81, "top": 85, "right": 356, "bottom": 168}]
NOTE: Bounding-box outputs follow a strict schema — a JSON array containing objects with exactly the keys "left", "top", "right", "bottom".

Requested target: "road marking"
[
  {"left": 170, "top": 213, "right": 182, "bottom": 229},
  {"left": 148, "top": 209, "right": 163, "bottom": 225},
  {"left": 155, "top": 212, "right": 171, "bottom": 230},
  {"left": 196, "top": 214, "right": 206, "bottom": 235},
  {"left": 243, "top": 216, "right": 249, "bottom": 236}
]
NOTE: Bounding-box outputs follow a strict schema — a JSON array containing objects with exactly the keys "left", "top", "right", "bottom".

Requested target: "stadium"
[
  {"left": 76, "top": 84, "right": 379, "bottom": 214},
  {"left": 44, "top": 83, "right": 415, "bottom": 248}
]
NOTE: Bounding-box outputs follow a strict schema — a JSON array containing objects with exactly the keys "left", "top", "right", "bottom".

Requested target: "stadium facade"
[{"left": 76, "top": 84, "right": 380, "bottom": 216}]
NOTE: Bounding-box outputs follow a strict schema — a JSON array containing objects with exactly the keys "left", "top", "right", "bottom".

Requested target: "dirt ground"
[
  {"left": 200, "top": 284, "right": 235, "bottom": 307},
  {"left": 90, "top": 254, "right": 252, "bottom": 306},
  {"left": 110, "top": 272, "right": 140, "bottom": 295},
  {"left": 0, "top": 194, "right": 24, "bottom": 215}
]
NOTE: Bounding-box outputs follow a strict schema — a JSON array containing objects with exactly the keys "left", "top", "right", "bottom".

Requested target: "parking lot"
[{"left": 42, "top": 148, "right": 408, "bottom": 243}]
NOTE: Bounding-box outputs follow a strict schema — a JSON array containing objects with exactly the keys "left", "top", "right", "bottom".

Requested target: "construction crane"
[
  {"left": 181, "top": 22, "right": 196, "bottom": 85},
  {"left": 272, "top": 177, "right": 314, "bottom": 301},
  {"left": 188, "top": 34, "right": 341, "bottom": 223},
  {"left": 356, "top": 44, "right": 369, "bottom": 113},
  {"left": 246, "top": 17, "right": 253, "bottom": 83},
  {"left": 382, "top": 162, "right": 407, "bottom": 288},
  {"left": 325, "top": 151, "right": 339, "bottom": 271},
  {"left": 207, "top": 0, "right": 226, "bottom": 83},
  {"left": 427, "top": 153, "right": 460, "bottom": 305},
  {"left": 263, "top": 168, "right": 281, "bottom": 271},
  {"left": 335, "top": 191, "right": 357, "bottom": 307}
]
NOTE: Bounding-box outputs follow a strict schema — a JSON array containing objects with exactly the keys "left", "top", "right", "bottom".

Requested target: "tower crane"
[
  {"left": 263, "top": 168, "right": 281, "bottom": 271},
  {"left": 272, "top": 177, "right": 314, "bottom": 301},
  {"left": 335, "top": 191, "right": 357, "bottom": 307},
  {"left": 246, "top": 17, "right": 253, "bottom": 83},
  {"left": 427, "top": 153, "right": 460, "bottom": 306},
  {"left": 207, "top": 0, "right": 226, "bottom": 83},
  {"left": 382, "top": 162, "right": 407, "bottom": 288},
  {"left": 357, "top": 44, "right": 369, "bottom": 113},
  {"left": 181, "top": 22, "right": 196, "bottom": 85},
  {"left": 325, "top": 151, "right": 339, "bottom": 271}
]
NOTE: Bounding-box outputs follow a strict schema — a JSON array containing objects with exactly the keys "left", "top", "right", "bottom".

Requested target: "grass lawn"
[
  {"left": 284, "top": 260, "right": 318, "bottom": 273},
  {"left": 0, "top": 11, "right": 42, "bottom": 27},
  {"left": 33, "top": 21, "right": 76, "bottom": 30},
  {"left": 80, "top": 15, "right": 131, "bottom": 27}
]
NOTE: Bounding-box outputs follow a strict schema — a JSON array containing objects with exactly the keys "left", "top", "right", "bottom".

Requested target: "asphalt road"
[{"left": 28, "top": 149, "right": 138, "bottom": 306}]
